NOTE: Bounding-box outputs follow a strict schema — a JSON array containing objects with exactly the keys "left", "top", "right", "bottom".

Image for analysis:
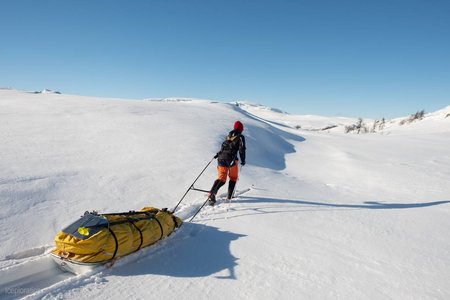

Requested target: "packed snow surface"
[{"left": 0, "top": 90, "right": 449, "bottom": 299}]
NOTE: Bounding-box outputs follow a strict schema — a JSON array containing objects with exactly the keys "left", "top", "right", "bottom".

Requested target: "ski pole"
[
  {"left": 189, "top": 196, "right": 211, "bottom": 222},
  {"left": 172, "top": 156, "right": 215, "bottom": 213}
]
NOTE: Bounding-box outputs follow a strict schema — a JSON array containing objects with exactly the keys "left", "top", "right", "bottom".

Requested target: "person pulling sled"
[{"left": 208, "top": 121, "right": 246, "bottom": 205}]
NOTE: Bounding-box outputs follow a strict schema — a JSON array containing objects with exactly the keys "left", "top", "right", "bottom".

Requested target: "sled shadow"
[
  {"left": 111, "top": 223, "right": 245, "bottom": 279},
  {"left": 235, "top": 196, "right": 450, "bottom": 213}
]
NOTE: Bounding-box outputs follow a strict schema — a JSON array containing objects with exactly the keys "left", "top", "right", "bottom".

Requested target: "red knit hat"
[{"left": 234, "top": 121, "right": 244, "bottom": 132}]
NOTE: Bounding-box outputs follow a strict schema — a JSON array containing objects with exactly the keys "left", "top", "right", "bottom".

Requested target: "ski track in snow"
[
  {"left": 0, "top": 189, "right": 251, "bottom": 299},
  {"left": 1, "top": 90, "right": 449, "bottom": 299}
]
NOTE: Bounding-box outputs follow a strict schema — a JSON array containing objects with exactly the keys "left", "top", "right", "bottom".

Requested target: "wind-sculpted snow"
[
  {"left": 242, "top": 122, "right": 305, "bottom": 170},
  {"left": 0, "top": 89, "right": 449, "bottom": 299}
]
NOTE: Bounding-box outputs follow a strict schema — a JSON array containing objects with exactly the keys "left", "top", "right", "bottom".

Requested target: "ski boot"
[
  {"left": 227, "top": 180, "right": 237, "bottom": 200},
  {"left": 208, "top": 193, "right": 216, "bottom": 206},
  {"left": 208, "top": 179, "right": 225, "bottom": 206}
]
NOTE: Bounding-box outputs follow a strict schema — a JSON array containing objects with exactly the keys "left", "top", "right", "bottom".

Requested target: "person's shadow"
[
  {"left": 111, "top": 223, "right": 246, "bottom": 279},
  {"left": 228, "top": 196, "right": 450, "bottom": 218}
]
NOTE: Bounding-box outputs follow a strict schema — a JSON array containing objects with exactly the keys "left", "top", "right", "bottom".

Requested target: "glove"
[
  {"left": 214, "top": 153, "right": 219, "bottom": 159},
  {"left": 241, "top": 161, "right": 246, "bottom": 166}
]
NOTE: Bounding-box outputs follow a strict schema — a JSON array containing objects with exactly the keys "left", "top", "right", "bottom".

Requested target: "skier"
[{"left": 208, "top": 121, "right": 246, "bottom": 205}]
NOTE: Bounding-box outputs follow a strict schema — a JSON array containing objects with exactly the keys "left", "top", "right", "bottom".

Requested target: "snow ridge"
[{"left": 0, "top": 89, "right": 449, "bottom": 299}]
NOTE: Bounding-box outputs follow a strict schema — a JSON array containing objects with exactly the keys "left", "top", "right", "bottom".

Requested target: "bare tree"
[
  {"left": 400, "top": 110, "right": 426, "bottom": 125},
  {"left": 345, "top": 124, "right": 356, "bottom": 133},
  {"left": 345, "top": 118, "right": 368, "bottom": 134},
  {"left": 379, "top": 118, "right": 386, "bottom": 130},
  {"left": 356, "top": 118, "right": 368, "bottom": 134},
  {"left": 371, "top": 120, "right": 379, "bottom": 133}
]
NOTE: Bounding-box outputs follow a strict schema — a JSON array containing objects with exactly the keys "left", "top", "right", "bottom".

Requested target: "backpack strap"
[{"left": 226, "top": 132, "right": 241, "bottom": 142}]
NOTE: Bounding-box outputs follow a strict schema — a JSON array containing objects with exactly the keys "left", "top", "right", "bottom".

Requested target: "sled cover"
[{"left": 52, "top": 207, "right": 182, "bottom": 263}]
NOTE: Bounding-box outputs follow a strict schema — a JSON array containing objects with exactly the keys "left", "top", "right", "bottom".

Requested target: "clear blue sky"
[{"left": 1, "top": 0, "right": 449, "bottom": 118}]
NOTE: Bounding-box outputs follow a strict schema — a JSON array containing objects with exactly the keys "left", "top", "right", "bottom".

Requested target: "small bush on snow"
[
  {"left": 345, "top": 118, "right": 368, "bottom": 134},
  {"left": 399, "top": 110, "right": 425, "bottom": 125}
]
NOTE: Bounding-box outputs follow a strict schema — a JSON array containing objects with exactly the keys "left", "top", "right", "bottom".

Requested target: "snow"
[
  {"left": 0, "top": 89, "right": 449, "bottom": 299},
  {"left": 238, "top": 102, "right": 358, "bottom": 131}
]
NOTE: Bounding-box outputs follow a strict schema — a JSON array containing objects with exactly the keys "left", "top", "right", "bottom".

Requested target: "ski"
[
  {"left": 189, "top": 187, "right": 251, "bottom": 222},
  {"left": 210, "top": 188, "right": 251, "bottom": 207}
]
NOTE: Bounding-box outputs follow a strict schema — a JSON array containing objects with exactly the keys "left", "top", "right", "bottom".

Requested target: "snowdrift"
[
  {"left": 1, "top": 90, "right": 449, "bottom": 299},
  {"left": 51, "top": 207, "right": 182, "bottom": 273}
]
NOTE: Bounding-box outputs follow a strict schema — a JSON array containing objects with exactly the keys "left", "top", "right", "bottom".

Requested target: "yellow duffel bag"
[{"left": 52, "top": 207, "right": 182, "bottom": 263}]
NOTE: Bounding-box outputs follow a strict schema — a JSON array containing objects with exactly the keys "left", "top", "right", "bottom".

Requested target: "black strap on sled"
[
  {"left": 127, "top": 218, "right": 144, "bottom": 252},
  {"left": 88, "top": 210, "right": 170, "bottom": 259},
  {"left": 107, "top": 228, "right": 119, "bottom": 260},
  {"left": 93, "top": 213, "right": 155, "bottom": 259},
  {"left": 155, "top": 217, "right": 164, "bottom": 240},
  {"left": 142, "top": 211, "right": 164, "bottom": 241},
  {"left": 100, "top": 209, "right": 160, "bottom": 216},
  {"left": 86, "top": 214, "right": 156, "bottom": 228}
]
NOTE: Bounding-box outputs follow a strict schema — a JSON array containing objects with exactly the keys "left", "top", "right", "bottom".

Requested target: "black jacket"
[{"left": 217, "top": 129, "right": 246, "bottom": 167}]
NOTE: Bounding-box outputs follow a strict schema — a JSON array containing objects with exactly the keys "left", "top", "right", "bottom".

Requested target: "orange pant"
[{"left": 217, "top": 161, "right": 238, "bottom": 182}]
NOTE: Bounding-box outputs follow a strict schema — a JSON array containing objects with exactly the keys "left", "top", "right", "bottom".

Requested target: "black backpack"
[{"left": 218, "top": 132, "right": 241, "bottom": 166}]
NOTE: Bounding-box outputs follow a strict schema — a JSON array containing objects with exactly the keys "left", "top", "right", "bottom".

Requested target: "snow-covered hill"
[
  {"left": 1, "top": 90, "right": 449, "bottom": 299},
  {"left": 238, "top": 102, "right": 358, "bottom": 131},
  {"left": 239, "top": 101, "right": 450, "bottom": 135}
]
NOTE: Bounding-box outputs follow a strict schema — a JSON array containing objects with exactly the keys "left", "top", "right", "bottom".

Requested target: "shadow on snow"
[
  {"left": 238, "top": 111, "right": 305, "bottom": 171},
  {"left": 111, "top": 223, "right": 246, "bottom": 279},
  {"left": 231, "top": 196, "right": 450, "bottom": 216}
]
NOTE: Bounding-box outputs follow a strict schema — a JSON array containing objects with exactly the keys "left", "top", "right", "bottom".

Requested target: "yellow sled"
[{"left": 51, "top": 207, "right": 182, "bottom": 274}]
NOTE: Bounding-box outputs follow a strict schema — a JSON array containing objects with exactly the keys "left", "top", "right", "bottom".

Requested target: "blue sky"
[{"left": 1, "top": 0, "right": 449, "bottom": 118}]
